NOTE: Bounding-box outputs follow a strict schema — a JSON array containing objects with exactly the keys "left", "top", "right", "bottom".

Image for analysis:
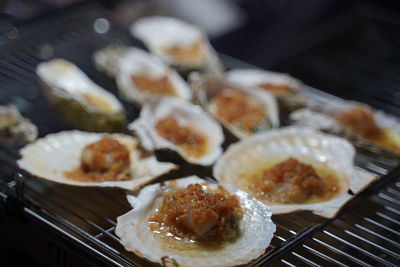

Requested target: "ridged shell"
[
  {"left": 37, "top": 59, "right": 126, "bottom": 132},
  {"left": 290, "top": 94, "right": 400, "bottom": 156},
  {"left": 131, "top": 16, "right": 223, "bottom": 74},
  {"left": 129, "top": 97, "right": 223, "bottom": 165},
  {"left": 190, "top": 73, "right": 279, "bottom": 139},
  {"left": 0, "top": 105, "right": 37, "bottom": 146},
  {"left": 17, "top": 131, "right": 176, "bottom": 190},
  {"left": 213, "top": 127, "right": 376, "bottom": 218},
  {"left": 116, "top": 176, "right": 276, "bottom": 267},
  {"left": 114, "top": 48, "right": 192, "bottom": 105}
]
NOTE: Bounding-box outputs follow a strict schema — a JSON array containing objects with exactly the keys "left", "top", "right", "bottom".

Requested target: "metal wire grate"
[{"left": 0, "top": 3, "right": 399, "bottom": 266}]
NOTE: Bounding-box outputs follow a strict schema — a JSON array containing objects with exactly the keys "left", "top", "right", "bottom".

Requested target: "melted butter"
[{"left": 237, "top": 157, "right": 341, "bottom": 204}]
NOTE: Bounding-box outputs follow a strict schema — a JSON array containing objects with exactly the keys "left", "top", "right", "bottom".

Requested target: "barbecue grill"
[{"left": 1, "top": 2, "right": 400, "bottom": 266}]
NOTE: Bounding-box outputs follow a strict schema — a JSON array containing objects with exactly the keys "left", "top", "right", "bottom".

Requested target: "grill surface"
[{"left": 0, "top": 3, "right": 399, "bottom": 266}]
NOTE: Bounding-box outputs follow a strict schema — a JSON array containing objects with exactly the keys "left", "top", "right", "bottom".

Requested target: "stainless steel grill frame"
[{"left": 1, "top": 2, "right": 399, "bottom": 266}]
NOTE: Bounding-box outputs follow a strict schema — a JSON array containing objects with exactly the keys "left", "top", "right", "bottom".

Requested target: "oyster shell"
[
  {"left": 190, "top": 74, "right": 279, "bottom": 139},
  {"left": 290, "top": 95, "right": 400, "bottom": 155},
  {"left": 114, "top": 48, "right": 192, "bottom": 105},
  {"left": 17, "top": 131, "right": 176, "bottom": 190},
  {"left": 129, "top": 97, "right": 223, "bottom": 165},
  {"left": 131, "top": 16, "right": 223, "bottom": 74},
  {"left": 226, "top": 68, "right": 306, "bottom": 112},
  {"left": 116, "top": 176, "right": 276, "bottom": 267},
  {"left": 0, "top": 105, "right": 37, "bottom": 146},
  {"left": 93, "top": 45, "right": 134, "bottom": 77},
  {"left": 213, "top": 127, "right": 376, "bottom": 218},
  {"left": 37, "top": 59, "right": 126, "bottom": 132}
]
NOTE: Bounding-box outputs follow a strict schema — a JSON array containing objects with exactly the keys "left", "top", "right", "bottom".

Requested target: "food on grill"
[
  {"left": 129, "top": 97, "right": 223, "bottom": 165},
  {"left": 290, "top": 101, "right": 400, "bottom": 154},
  {"left": 0, "top": 105, "right": 37, "bottom": 146},
  {"left": 131, "top": 16, "right": 223, "bottom": 73},
  {"left": 190, "top": 74, "right": 279, "bottom": 139},
  {"left": 113, "top": 48, "right": 192, "bottom": 105},
  {"left": 36, "top": 59, "right": 126, "bottom": 132},
  {"left": 116, "top": 176, "right": 275, "bottom": 267},
  {"left": 17, "top": 131, "right": 176, "bottom": 190},
  {"left": 226, "top": 68, "right": 306, "bottom": 112},
  {"left": 213, "top": 127, "right": 376, "bottom": 218},
  {"left": 93, "top": 46, "right": 134, "bottom": 77}
]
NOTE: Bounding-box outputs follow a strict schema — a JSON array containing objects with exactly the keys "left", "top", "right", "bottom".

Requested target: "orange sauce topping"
[
  {"left": 148, "top": 184, "right": 242, "bottom": 247},
  {"left": 165, "top": 42, "right": 203, "bottom": 63},
  {"left": 211, "top": 89, "right": 266, "bottom": 132},
  {"left": 251, "top": 158, "right": 339, "bottom": 204},
  {"left": 64, "top": 137, "right": 130, "bottom": 182},
  {"left": 259, "top": 83, "right": 293, "bottom": 96},
  {"left": 155, "top": 117, "right": 208, "bottom": 158},
  {"left": 131, "top": 75, "right": 175, "bottom": 96}
]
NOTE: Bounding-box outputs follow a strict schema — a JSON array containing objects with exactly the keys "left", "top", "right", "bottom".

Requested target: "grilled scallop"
[
  {"left": 37, "top": 59, "right": 126, "bottom": 132},
  {"left": 131, "top": 16, "right": 223, "bottom": 73},
  {"left": 213, "top": 127, "right": 376, "bottom": 218},
  {"left": 17, "top": 131, "right": 176, "bottom": 190},
  {"left": 116, "top": 176, "right": 276, "bottom": 267},
  {"left": 129, "top": 97, "right": 223, "bottom": 165}
]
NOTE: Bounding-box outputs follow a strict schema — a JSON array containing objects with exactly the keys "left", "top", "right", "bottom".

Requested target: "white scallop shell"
[
  {"left": 131, "top": 16, "right": 223, "bottom": 73},
  {"left": 190, "top": 74, "right": 279, "bottom": 139},
  {"left": 114, "top": 48, "right": 192, "bottom": 105},
  {"left": 116, "top": 176, "right": 276, "bottom": 267},
  {"left": 37, "top": 59, "right": 123, "bottom": 113},
  {"left": 17, "top": 131, "right": 176, "bottom": 190},
  {"left": 129, "top": 97, "right": 224, "bottom": 165},
  {"left": 213, "top": 126, "right": 376, "bottom": 218},
  {"left": 226, "top": 68, "right": 304, "bottom": 94}
]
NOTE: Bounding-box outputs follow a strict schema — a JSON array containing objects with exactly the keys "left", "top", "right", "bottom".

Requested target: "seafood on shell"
[
  {"left": 131, "top": 16, "right": 223, "bottom": 74},
  {"left": 37, "top": 59, "right": 126, "bottom": 132},
  {"left": 213, "top": 127, "right": 376, "bottom": 218},
  {"left": 116, "top": 176, "right": 276, "bottom": 267},
  {"left": 129, "top": 96, "right": 223, "bottom": 166},
  {"left": 17, "top": 130, "right": 177, "bottom": 190}
]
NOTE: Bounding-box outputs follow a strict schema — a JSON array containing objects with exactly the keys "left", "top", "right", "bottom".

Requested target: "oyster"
[
  {"left": 37, "top": 59, "right": 126, "bottom": 132},
  {"left": 290, "top": 96, "right": 400, "bottom": 155},
  {"left": 0, "top": 105, "right": 37, "bottom": 146},
  {"left": 226, "top": 68, "right": 306, "bottom": 112},
  {"left": 93, "top": 45, "right": 134, "bottom": 77},
  {"left": 213, "top": 127, "right": 376, "bottom": 218},
  {"left": 190, "top": 74, "right": 279, "bottom": 139},
  {"left": 17, "top": 131, "right": 176, "bottom": 190},
  {"left": 131, "top": 16, "right": 223, "bottom": 74},
  {"left": 129, "top": 97, "right": 223, "bottom": 165},
  {"left": 116, "top": 176, "right": 275, "bottom": 267}
]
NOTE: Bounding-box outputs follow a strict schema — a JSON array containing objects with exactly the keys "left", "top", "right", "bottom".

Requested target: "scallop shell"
[
  {"left": 17, "top": 131, "right": 176, "bottom": 190},
  {"left": 225, "top": 68, "right": 306, "bottom": 112},
  {"left": 213, "top": 127, "right": 376, "bottom": 218},
  {"left": 37, "top": 59, "right": 126, "bottom": 132},
  {"left": 129, "top": 97, "right": 223, "bottom": 165},
  {"left": 131, "top": 16, "right": 223, "bottom": 74},
  {"left": 114, "top": 48, "right": 192, "bottom": 105},
  {"left": 116, "top": 176, "right": 276, "bottom": 267},
  {"left": 0, "top": 105, "right": 37, "bottom": 146},
  {"left": 290, "top": 94, "right": 400, "bottom": 156},
  {"left": 190, "top": 73, "right": 279, "bottom": 139}
]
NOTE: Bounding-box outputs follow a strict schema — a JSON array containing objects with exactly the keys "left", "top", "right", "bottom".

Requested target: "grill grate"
[{"left": 0, "top": 3, "right": 400, "bottom": 266}]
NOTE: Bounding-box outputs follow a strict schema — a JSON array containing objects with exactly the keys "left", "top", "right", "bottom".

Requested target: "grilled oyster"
[
  {"left": 129, "top": 97, "right": 223, "bottom": 165},
  {"left": 226, "top": 68, "right": 306, "bottom": 113},
  {"left": 190, "top": 74, "right": 279, "bottom": 139},
  {"left": 131, "top": 16, "right": 223, "bottom": 74},
  {"left": 290, "top": 96, "right": 400, "bottom": 155},
  {"left": 37, "top": 59, "right": 126, "bottom": 132},
  {"left": 17, "top": 131, "right": 176, "bottom": 190},
  {"left": 213, "top": 127, "right": 376, "bottom": 218},
  {"left": 0, "top": 105, "right": 37, "bottom": 146},
  {"left": 116, "top": 176, "right": 275, "bottom": 267}
]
